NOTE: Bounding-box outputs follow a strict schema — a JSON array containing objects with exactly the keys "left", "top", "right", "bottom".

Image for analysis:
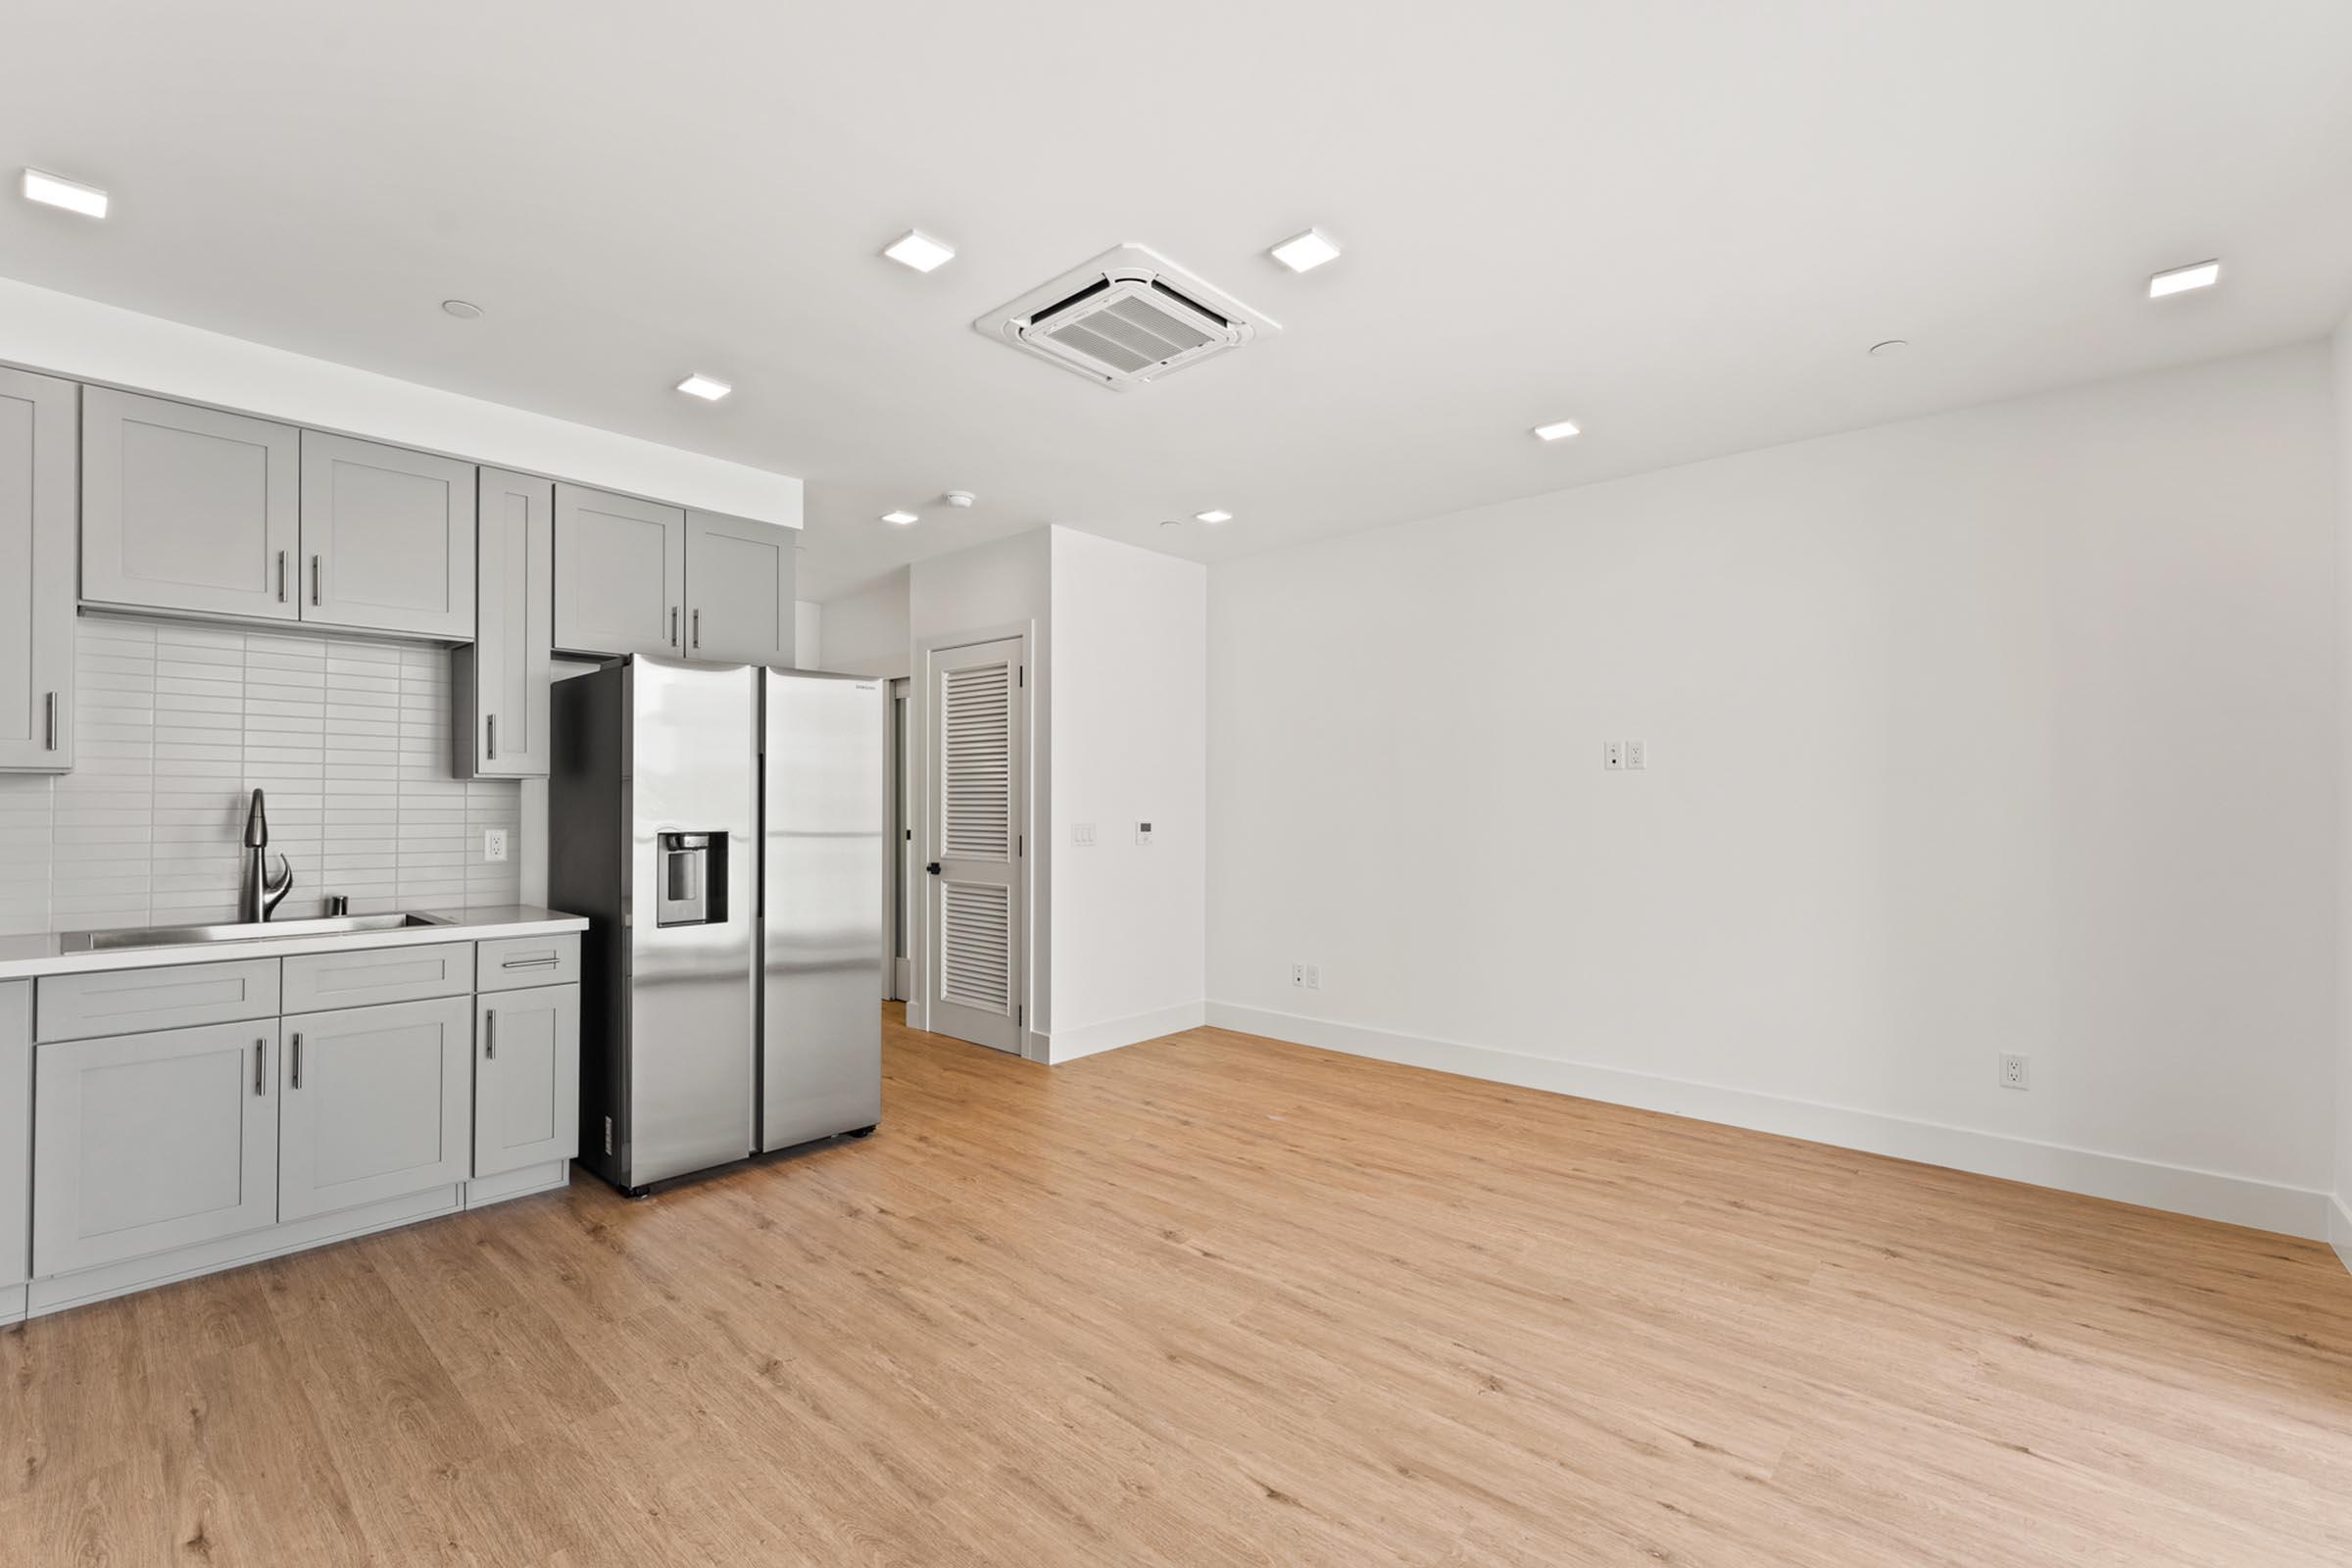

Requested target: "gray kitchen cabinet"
[
  {"left": 280, "top": 941, "right": 472, "bottom": 1012},
  {"left": 31, "top": 1018, "right": 281, "bottom": 1276},
  {"left": 454, "top": 467, "right": 554, "bottom": 777},
  {"left": 0, "top": 368, "right": 75, "bottom": 771},
  {"left": 1, "top": 983, "right": 28, "bottom": 1295},
  {"left": 684, "top": 510, "right": 796, "bottom": 665},
  {"left": 553, "top": 483, "right": 685, "bottom": 657},
  {"left": 299, "top": 431, "right": 477, "bottom": 639},
  {"left": 36, "top": 956, "right": 282, "bottom": 1042},
  {"left": 278, "top": 994, "right": 471, "bottom": 1221},
  {"left": 80, "top": 387, "right": 301, "bottom": 622},
  {"left": 473, "top": 984, "right": 579, "bottom": 1177}
]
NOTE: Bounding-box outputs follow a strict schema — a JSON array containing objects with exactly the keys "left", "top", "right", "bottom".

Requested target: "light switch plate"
[
  {"left": 483, "top": 828, "right": 510, "bottom": 863},
  {"left": 1136, "top": 821, "right": 1153, "bottom": 846},
  {"left": 1073, "top": 822, "right": 1097, "bottom": 847}
]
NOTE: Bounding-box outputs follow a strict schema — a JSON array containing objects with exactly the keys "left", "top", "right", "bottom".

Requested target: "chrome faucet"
[{"left": 238, "top": 788, "right": 294, "bottom": 923}]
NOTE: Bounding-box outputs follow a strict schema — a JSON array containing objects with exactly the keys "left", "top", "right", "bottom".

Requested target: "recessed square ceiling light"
[
  {"left": 675, "top": 373, "right": 732, "bottom": 401},
  {"left": 2148, "top": 260, "right": 2221, "bottom": 298},
  {"left": 1195, "top": 509, "right": 1234, "bottom": 524},
  {"left": 1269, "top": 228, "right": 1341, "bottom": 273},
  {"left": 21, "top": 168, "right": 108, "bottom": 218},
  {"left": 1532, "top": 419, "right": 1581, "bottom": 442},
  {"left": 883, "top": 230, "right": 956, "bottom": 272},
  {"left": 882, "top": 510, "right": 918, "bottom": 526}
]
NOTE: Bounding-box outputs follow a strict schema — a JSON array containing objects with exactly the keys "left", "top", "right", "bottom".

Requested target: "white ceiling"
[{"left": 5, "top": 2, "right": 2351, "bottom": 600}]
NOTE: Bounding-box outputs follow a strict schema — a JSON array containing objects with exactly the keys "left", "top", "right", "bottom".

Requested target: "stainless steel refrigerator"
[{"left": 551, "top": 656, "right": 884, "bottom": 1194}]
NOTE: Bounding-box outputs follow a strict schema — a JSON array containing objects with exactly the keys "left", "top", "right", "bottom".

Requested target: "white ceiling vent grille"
[{"left": 975, "top": 244, "right": 1279, "bottom": 391}]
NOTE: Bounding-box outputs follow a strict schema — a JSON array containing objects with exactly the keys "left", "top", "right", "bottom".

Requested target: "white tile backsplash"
[{"left": 0, "top": 615, "right": 521, "bottom": 935}]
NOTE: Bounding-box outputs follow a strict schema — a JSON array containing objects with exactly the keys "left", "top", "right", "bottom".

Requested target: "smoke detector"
[{"left": 975, "top": 244, "right": 1278, "bottom": 390}]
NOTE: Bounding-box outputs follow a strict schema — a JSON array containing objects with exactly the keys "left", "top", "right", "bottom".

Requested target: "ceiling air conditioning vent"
[{"left": 974, "top": 244, "right": 1279, "bottom": 391}]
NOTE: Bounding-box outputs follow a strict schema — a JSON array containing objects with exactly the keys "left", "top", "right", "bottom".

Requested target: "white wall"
[
  {"left": 1048, "top": 531, "right": 1207, "bottom": 1060},
  {"left": 1208, "top": 343, "right": 2340, "bottom": 1239},
  {"left": 0, "top": 275, "right": 802, "bottom": 525},
  {"left": 818, "top": 568, "right": 913, "bottom": 679},
  {"left": 908, "top": 533, "right": 1053, "bottom": 1049},
  {"left": 793, "top": 602, "right": 823, "bottom": 670},
  {"left": 2335, "top": 313, "right": 2352, "bottom": 1271}
]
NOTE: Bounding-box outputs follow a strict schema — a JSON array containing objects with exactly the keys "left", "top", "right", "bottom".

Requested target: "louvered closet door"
[{"left": 924, "top": 637, "right": 1025, "bottom": 1054}]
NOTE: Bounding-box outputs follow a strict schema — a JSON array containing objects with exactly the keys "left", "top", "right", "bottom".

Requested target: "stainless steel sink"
[{"left": 57, "top": 911, "right": 456, "bottom": 953}]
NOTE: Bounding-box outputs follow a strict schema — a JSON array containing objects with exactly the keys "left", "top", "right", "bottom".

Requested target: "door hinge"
[
  {"left": 1017, "top": 1004, "right": 1024, "bottom": 1026},
  {"left": 1018, "top": 664, "right": 1024, "bottom": 688},
  {"left": 604, "top": 1115, "right": 614, "bottom": 1156}
]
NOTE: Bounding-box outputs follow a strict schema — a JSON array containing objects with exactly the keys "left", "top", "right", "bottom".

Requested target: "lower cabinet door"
[
  {"left": 33, "top": 1019, "right": 281, "bottom": 1277},
  {"left": 474, "top": 984, "right": 580, "bottom": 1178},
  {"left": 280, "top": 995, "right": 471, "bottom": 1221}
]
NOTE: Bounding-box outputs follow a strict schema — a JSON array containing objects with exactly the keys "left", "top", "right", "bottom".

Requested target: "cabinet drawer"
[
  {"left": 282, "top": 942, "right": 473, "bottom": 1012},
  {"left": 476, "top": 934, "right": 579, "bottom": 993},
  {"left": 37, "top": 958, "right": 281, "bottom": 1043}
]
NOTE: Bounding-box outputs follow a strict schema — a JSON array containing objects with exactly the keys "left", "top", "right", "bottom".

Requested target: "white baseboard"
[
  {"left": 1044, "top": 1001, "right": 1207, "bottom": 1065},
  {"left": 2330, "top": 1194, "right": 2352, "bottom": 1278},
  {"left": 1205, "top": 1002, "right": 2332, "bottom": 1242}
]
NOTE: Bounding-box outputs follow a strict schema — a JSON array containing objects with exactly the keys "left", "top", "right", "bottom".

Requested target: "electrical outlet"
[
  {"left": 1999, "top": 1053, "right": 2030, "bottom": 1091},
  {"left": 1304, "top": 964, "right": 1320, "bottom": 990},
  {"left": 483, "top": 828, "right": 510, "bottom": 863},
  {"left": 1291, "top": 962, "right": 1305, "bottom": 988},
  {"left": 1603, "top": 740, "right": 1625, "bottom": 771},
  {"left": 1626, "top": 739, "right": 1647, "bottom": 770}
]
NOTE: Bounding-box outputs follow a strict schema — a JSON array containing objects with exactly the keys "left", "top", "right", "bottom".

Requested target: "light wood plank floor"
[{"left": 5, "top": 1012, "right": 2352, "bottom": 1566}]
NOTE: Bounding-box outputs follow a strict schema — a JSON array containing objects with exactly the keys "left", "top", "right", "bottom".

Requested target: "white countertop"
[{"left": 0, "top": 906, "right": 589, "bottom": 982}]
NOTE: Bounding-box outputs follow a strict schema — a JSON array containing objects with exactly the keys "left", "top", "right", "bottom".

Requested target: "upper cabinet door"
[
  {"left": 0, "top": 369, "right": 76, "bottom": 772},
  {"left": 456, "top": 468, "right": 554, "bottom": 778},
  {"left": 685, "top": 511, "right": 796, "bottom": 666},
  {"left": 300, "top": 431, "right": 477, "bottom": 639},
  {"left": 553, "top": 483, "right": 685, "bottom": 658},
  {"left": 81, "top": 387, "right": 300, "bottom": 621}
]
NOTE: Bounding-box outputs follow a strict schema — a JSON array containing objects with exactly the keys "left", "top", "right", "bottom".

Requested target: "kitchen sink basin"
[{"left": 57, "top": 911, "right": 457, "bottom": 953}]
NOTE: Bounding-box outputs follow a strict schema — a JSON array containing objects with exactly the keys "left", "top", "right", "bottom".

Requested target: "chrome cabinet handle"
[
  {"left": 500, "top": 954, "right": 560, "bottom": 969},
  {"left": 254, "top": 1040, "right": 266, "bottom": 1097},
  {"left": 291, "top": 1032, "right": 303, "bottom": 1090},
  {"left": 44, "top": 692, "right": 57, "bottom": 751},
  {"left": 276, "top": 550, "right": 288, "bottom": 602},
  {"left": 670, "top": 606, "right": 679, "bottom": 647},
  {"left": 692, "top": 609, "right": 700, "bottom": 650},
  {"left": 311, "top": 555, "right": 321, "bottom": 606},
  {"left": 484, "top": 1008, "right": 496, "bottom": 1060},
  {"left": 487, "top": 713, "right": 497, "bottom": 760}
]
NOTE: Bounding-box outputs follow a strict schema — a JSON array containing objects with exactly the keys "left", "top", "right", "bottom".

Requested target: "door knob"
[{"left": 925, "top": 861, "right": 942, "bottom": 875}]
